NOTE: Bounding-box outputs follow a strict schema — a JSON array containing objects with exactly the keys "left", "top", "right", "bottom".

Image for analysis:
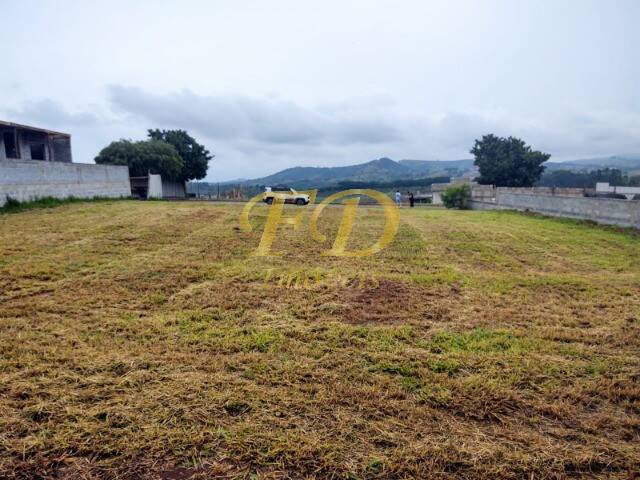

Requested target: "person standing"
[
  {"left": 409, "top": 191, "right": 415, "bottom": 208},
  {"left": 395, "top": 190, "right": 402, "bottom": 206}
]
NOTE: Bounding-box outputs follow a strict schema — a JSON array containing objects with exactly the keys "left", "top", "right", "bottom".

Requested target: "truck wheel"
[
  {"left": 295, "top": 198, "right": 305, "bottom": 205},
  {"left": 266, "top": 197, "right": 273, "bottom": 205}
]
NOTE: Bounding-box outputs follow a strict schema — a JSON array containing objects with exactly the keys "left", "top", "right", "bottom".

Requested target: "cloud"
[
  {"left": 106, "top": 85, "right": 402, "bottom": 146},
  {"left": 105, "top": 85, "right": 637, "bottom": 164},
  {"left": 3, "top": 87, "right": 639, "bottom": 179},
  {"left": 5, "top": 99, "right": 101, "bottom": 128},
  {"left": 410, "top": 109, "right": 640, "bottom": 160}
]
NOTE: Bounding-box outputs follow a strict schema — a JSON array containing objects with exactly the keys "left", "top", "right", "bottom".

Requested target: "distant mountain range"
[
  {"left": 239, "top": 157, "right": 473, "bottom": 188},
  {"left": 228, "top": 154, "right": 640, "bottom": 188},
  {"left": 545, "top": 154, "right": 640, "bottom": 172}
]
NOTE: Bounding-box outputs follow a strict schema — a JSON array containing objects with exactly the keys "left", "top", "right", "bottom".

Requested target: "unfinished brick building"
[{"left": 0, "top": 120, "right": 72, "bottom": 163}]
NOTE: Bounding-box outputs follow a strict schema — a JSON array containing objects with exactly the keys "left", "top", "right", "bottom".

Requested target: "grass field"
[{"left": 0, "top": 200, "right": 639, "bottom": 479}]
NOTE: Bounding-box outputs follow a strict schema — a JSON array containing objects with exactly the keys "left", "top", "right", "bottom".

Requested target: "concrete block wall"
[
  {"left": 0, "top": 160, "right": 131, "bottom": 206},
  {"left": 496, "top": 186, "right": 587, "bottom": 197},
  {"left": 471, "top": 186, "right": 588, "bottom": 199},
  {"left": 471, "top": 185, "right": 496, "bottom": 201},
  {"left": 471, "top": 192, "right": 640, "bottom": 228}
]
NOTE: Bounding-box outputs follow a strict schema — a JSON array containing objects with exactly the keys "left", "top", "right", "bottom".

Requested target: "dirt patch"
[
  {"left": 170, "top": 277, "right": 455, "bottom": 327},
  {"left": 335, "top": 279, "right": 453, "bottom": 325},
  {"left": 171, "top": 280, "right": 277, "bottom": 311}
]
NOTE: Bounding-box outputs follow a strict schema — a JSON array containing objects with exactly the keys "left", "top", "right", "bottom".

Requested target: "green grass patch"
[
  {"left": 421, "top": 328, "right": 534, "bottom": 354},
  {"left": 0, "top": 195, "right": 130, "bottom": 214},
  {"left": 170, "top": 311, "right": 283, "bottom": 352}
]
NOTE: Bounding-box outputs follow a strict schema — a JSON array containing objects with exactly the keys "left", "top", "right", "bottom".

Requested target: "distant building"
[
  {"left": 0, "top": 120, "right": 72, "bottom": 163},
  {"left": 596, "top": 182, "right": 640, "bottom": 200},
  {"left": 130, "top": 174, "right": 187, "bottom": 199}
]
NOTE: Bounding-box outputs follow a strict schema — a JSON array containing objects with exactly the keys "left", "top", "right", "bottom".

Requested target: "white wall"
[
  {"left": 0, "top": 160, "right": 131, "bottom": 206},
  {"left": 471, "top": 192, "right": 640, "bottom": 229},
  {"left": 147, "top": 174, "right": 163, "bottom": 199}
]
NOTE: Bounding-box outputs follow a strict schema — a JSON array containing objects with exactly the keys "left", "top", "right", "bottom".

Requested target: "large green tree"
[
  {"left": 147, "top": 129, "right": 212, "bottom": 181},
  {"left": 471, "top": 134, "right": 550, "bottom": 187},
  {"left": 95, "top": 140, "right": 184, "bottom": 180}
]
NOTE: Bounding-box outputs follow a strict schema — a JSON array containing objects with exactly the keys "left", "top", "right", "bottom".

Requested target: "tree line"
[
  {"left": 333, "top": 176, "right": 450, "bottom": 190},
  {"left": 536, "top": 168, "right": 640, "bottom": 188}
]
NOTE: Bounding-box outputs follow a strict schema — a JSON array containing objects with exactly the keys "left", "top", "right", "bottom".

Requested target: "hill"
[
  {"left": 398, "top": 159, "right": 474, "bottom": 174},
  {"left": 242, "top": 157, "right": 473, "bottom": 187},
  {"left": 224, "top": 154, "right": 640, "bottom": 189},
  {"left": 545, "top": 154, "right": 640, "bottom": 171}
]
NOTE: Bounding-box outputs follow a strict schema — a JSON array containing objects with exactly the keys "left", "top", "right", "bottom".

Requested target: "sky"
[{"left": 1, "top": 0, "right": 639, "bottom": 181}]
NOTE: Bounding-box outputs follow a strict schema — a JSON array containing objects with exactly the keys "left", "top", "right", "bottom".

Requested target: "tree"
[
  {"left": 441, "top": 184, "right": 471, "bottom": 209},
  {"left": 537, "top": 168, "right": 629, "bottom": 188},
  {"left": 471, "top": 134, "right": 550, "bottom": 187},
  {"left": 147, "top": 129, "right": 212, "bottom": 181},
  {"left": 95, "top": 140, "right": 184, "bottom": 180}
]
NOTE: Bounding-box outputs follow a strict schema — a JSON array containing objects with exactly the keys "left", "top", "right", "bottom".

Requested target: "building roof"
[{"left": 0, "top": 120, "right": 70, "bottom": 137}]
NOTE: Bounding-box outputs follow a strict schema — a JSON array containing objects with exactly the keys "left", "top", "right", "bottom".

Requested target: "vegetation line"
[{"left": 0, "top": 196, "right": 132, "bottom": 214}]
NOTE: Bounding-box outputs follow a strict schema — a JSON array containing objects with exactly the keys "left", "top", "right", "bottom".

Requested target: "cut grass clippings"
[{"left": 0, "top": 200, "right": 638, "bottom": 478}]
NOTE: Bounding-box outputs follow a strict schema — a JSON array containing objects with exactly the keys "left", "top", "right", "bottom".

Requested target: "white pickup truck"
[{"left": 262, "top": 187, "right": 310, "bottom": 205}]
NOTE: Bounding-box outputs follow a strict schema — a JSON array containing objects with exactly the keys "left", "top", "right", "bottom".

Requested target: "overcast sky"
[{"left": 2, "top": 0, "right": 639, "bottom": 180}]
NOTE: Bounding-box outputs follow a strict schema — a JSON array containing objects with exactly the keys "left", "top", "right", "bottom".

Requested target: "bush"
[{"left": 441, "top": 184, "right": 471, "bottom": 209}]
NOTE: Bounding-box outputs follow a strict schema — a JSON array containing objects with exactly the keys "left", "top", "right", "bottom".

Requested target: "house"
[
  {"left": 0, "top": 120, "right": 130, "bottom": 206},
  {"left": 0, "top": 120, "right": 72, "bottom": 162}
]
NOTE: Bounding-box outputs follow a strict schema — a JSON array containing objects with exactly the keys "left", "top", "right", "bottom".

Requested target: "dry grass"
[{"left": 0, "top": 200, "right": 639, "bottom": 479}]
